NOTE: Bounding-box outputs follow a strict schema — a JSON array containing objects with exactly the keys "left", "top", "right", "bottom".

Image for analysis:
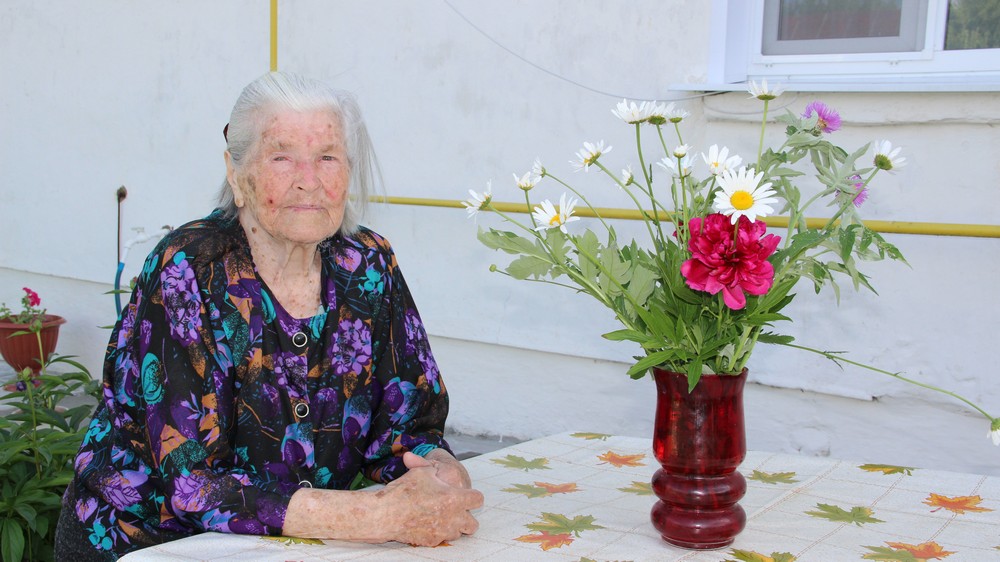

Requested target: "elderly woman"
[{"left": 55, "top": 72, "right": 483, "bottom": 560}]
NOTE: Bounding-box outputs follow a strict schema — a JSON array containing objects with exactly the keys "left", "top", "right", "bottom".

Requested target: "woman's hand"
[
  {"left": 283, "top": 452, "right": 483, "bottom": 546},
  {"left": 420, "top": 448, "right": 473, "bottom": 489},
  {"left": 375, "top": 452, "right": 483, "bottom": 546}
]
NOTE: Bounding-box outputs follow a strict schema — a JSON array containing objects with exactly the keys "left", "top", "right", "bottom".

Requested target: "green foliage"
[
  {"left": 0, "top": 350, "right": 99, "bottom": 562},
  {"left": 748, "top": 470, "right": 800, "bottom": 484},
  {"left": 490, "top": 454, "right": 551, "bottom": 471},
  {"left": 805, "top": 503, "right": 885, "bottom": 526},
  {"left": 474, "top": 97, "right": 906, "bottom": 387},
  {"left": 524, "top": 512, "right": 604, "bottom": 537}
]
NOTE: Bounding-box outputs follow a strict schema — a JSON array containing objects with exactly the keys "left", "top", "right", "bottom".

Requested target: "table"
[{"left": 121, "top": 432, "right": 1000, "bottom": 561}]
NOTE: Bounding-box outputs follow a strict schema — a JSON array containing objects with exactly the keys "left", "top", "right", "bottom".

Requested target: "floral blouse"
[{"left": 63, "top": 211, "right": 452, "bottom": 558}]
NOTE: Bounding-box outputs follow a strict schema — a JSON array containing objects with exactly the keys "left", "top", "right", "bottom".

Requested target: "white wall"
[{"left": 1, "top": 1, "right": 998, "bottom": 475}]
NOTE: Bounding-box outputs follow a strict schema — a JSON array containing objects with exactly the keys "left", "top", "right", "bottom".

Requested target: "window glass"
[
  {"left": 777, "top": 0, "right": 902, "bottom": 40},
  {"left": 762, "top": 0, "right": 925, "bottom": 55},
  {"left": 945, "top": 0, "right": 1000, "bottom": 50}
]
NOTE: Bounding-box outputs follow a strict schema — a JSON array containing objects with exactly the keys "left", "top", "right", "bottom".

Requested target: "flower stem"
[
  {"left": 781, "top": 341, "right": 996, "bottom": 422},
  {"left": 546, "top": 173, "right": 613, "bottom": 234},
  {"left": 757, "top": 99, "right": 770, "bottom": 166}
]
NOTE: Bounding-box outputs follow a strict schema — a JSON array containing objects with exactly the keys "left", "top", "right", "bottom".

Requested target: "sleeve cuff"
[{"left": 410, "top": 443, "right": 439, "bottom": 457}]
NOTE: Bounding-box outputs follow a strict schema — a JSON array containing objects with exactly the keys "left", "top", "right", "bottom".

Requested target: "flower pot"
[
  {"left": 0, "top": 314, "right": 67, "bottom": 375},
  {"left": 650, "top": 367, "right": 747, "bottom": 550}
]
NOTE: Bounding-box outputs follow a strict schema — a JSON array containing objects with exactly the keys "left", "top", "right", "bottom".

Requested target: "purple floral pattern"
[{"left": 63, "top": 211, "right": 451, "bottom": 558}]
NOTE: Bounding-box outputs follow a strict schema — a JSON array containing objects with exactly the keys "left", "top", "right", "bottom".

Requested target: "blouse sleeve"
[
  {"left": 89, "top": 247, "right": 290, "bottom": 536},
  {"left": 357, "top": 237, "right": 453, "bottom": 483}
]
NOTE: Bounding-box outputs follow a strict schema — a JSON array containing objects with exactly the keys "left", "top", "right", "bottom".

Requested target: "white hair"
[{"left": 217, "top": 71, "right": 382, "bottom": 236}]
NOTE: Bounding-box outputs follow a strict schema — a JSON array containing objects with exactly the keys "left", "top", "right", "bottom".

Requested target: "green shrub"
[{"left": 0, "top": 354, "right": 99, "bottom": 562}]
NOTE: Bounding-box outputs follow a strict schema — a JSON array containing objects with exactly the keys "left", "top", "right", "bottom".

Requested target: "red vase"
[
  {"left": 0, "top": 314, "right": 67, "bottom": 374},
  {"left": 650, "top": 367, "right": 747, "bottom": 550}
]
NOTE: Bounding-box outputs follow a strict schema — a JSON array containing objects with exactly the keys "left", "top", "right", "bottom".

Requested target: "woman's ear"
[{"left": 225, "top": 151, "right": 245, "bottom": 208}]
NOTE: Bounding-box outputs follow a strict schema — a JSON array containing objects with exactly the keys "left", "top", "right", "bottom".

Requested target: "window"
[{"left": 708, "top": 0, "right": 1000, "bottom": 91}]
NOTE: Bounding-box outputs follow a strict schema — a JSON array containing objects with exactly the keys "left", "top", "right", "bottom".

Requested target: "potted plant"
[
  {"left": 466, "top": 82, "right": 999, "bottom": 548},
  {"left": 0, "top": 288, "right": 66, "bottom": 379}
]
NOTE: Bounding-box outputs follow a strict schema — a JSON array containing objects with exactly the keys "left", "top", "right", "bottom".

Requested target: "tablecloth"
[{"left": 120, "top": 431, "right": 1000, "bottom": 561}]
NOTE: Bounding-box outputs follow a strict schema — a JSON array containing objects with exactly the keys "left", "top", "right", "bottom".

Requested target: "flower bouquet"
[{"left": 466, "top": 81, "right": 998, "bottom": 444}]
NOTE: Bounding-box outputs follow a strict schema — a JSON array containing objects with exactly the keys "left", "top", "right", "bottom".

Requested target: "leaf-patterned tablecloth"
[{"left": 121, "top": 432, "right": 1000, "bottom": 561}]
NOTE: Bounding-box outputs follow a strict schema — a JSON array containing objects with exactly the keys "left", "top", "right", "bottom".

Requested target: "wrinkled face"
[{"left": 228, "top": 109, "right": 350, "bottom": 246}]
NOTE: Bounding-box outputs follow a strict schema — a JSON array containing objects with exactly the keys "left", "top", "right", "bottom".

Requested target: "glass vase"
[{"left": 650, "top": 367, "right": 747, "bottom": 550}]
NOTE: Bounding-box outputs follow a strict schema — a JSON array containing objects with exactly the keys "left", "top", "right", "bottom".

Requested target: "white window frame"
[{"left": 704, "top": 0, "right": 1000, "bottom": 92}]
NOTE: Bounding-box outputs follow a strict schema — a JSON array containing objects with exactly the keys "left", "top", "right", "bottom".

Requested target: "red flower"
[
  {"left": 680, "top": 213, "right": 780, "bottom": 310},
  {"left": 23, "top": 287, "right": 41, "bottom": 307}
]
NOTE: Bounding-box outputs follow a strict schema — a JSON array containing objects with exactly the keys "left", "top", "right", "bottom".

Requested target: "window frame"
[{"left": 705, "top": 0, "right": 1000, "bottom": 92}]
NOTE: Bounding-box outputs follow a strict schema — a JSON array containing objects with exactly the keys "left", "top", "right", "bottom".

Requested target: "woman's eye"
[
  {"left": 321, "top": 155, "right": 337, "bottom": 161},
  {"left": 271, "top": 155, "right": 289, "bottom": 162}
]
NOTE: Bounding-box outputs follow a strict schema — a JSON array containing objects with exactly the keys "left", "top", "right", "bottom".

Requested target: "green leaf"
[
  {"left": 748, "top": 470, "right": 800, "bottom": 484},
  {"left": 625, "top": 350, "right": 677, "bottom": 378},
  {"left": 805, "top": 503, "right": 884, "bottom": 526},
  {"left": 502, "top": 483, "right": 551, "bottom": 498},
  {"left": 525, "top": 512, "right": 604, "bottom": 537},
  {"left": 491, "top": 455, "right": 550, "bottom": 471},
  {"left": 618, "top": 481, "right": 653, "bottom": 496},
  {"left": 577, "top": 230, "right": 601, "bottom": 281},
  {"left": 858, "top": 463, "right": 915, "bottom": 476},
  {"left": 860, "top": 546, "right": 918, "bottom": 561},
  {"left": 2, "top": 518, "right": 25, "bottom": 562},
  {"left": 478, "top": 228, "right": 540, "bottom": 256},
  {"left": 758, "top": 331, "right": 795, "bottom": 345},
  {"left": 725, "top": 550, "right": 798, "bottom": 562},
  {"left": 506, "top": 255, "right": 555, "bottom": 280},
  {"left": 601, "top": 328, "right": 655, "bottom": 345},
  {"left": 570, "top": 432, "right": 611, "bottom": 441}
]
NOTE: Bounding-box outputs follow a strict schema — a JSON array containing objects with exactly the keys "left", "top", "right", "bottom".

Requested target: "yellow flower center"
[
  {"left": 730, "top": 190, "right": 754, "bottom": 210},
  {"left": 549, "top": 214, "right": 562, "bottom": 226}
]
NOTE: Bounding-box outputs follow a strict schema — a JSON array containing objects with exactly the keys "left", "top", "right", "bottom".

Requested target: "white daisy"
[
  {"left": 462, "top": 183, "right": 492, "bottom": 218},
  {"left": 531, "top": 158, "right": 546, "bottom": 178},
  {"left": 713, "top": 167, "right": 779, "bottom": 224},
  {"left": 646, "top": 101, "right": 671, "bottom": 125},
  {"left": 990, "top": 419, "right": 1000, "bottom": 447},
  {"left": 673, "top": 144, "right": 690, "bottom": 158},
  {"left": 532, "top": 193, "right": 580, "bottom": 233},
  {"left": 657, "top": 155, "right": 693, "bottom": 178},
  {"left": 701, "top": 144, "right": 743, "bottom": 176},
  {"left": 746, "top": 79, "right": 785, "bottom": 101},
  {"left": 514, "top": 170, "right": 540, "bottom": 191},
  {"left": 611, "top": 99, "right": 649, "bottom": 124},
  {"left": 571, "top": 140, "right": 612, "bottom": 172},
  {"left": 664, "top": 104, "right": 690, "bottom": 124},
  {"left": 620, "top": 164, "right": 635, "bottom": 186},
  {"left": 873, "top": 140, "right": 907, "bottom": 173}
]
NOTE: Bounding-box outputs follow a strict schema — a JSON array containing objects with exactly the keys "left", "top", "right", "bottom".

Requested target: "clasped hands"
[{"left": 381, "top": 449, "right": 483, "bottom": 546}]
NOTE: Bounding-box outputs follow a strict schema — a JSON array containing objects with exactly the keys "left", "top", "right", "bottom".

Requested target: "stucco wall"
[{"left": 1, "top": 1, "right": 998, "bottom": 475}]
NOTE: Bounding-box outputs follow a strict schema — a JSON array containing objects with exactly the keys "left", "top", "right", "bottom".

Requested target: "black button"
[
  {"left": 292, "top": 331, "right": 308, "bottom": 348},
  {"left": 298, "top": 480, "right": 312, "bottom": 488},
  {"left": 294, "top": 402, "right": 309, "bottom": 418}
]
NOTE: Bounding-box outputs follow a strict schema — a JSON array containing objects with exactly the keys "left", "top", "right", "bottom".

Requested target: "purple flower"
[
  {"left": 802, "top": 101, "right": 841, "bottom": 133},
  {"left": 161, "top": 256, "right": 202, "bottom": 346},
  {"left": 171, "top": 471, "right": 221, "bottom": 514},
  {"left": 335, "top": 247, "right": 362, "bottom": 271},
  {"left": 839, "top": 174, "right": 869, "bottom": 208},
  {"left": 330, "top": 319, "right": 372, "bottom": 375},
  {"left": 76, "top": 496, "right": 98, "bottom": 521},
  {"left": 273, "top": 351, "right": 308, "bottom": 396},
  {"left": 99, "top": 472, "right": 143, "bottom": 510}
]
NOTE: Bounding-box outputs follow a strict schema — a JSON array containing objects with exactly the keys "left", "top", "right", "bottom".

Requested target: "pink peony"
[{"left": 680, "top": 213, "right": 781, "bottom": 310}]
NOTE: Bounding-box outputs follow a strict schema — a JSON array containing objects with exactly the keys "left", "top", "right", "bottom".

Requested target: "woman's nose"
[{"left": 294, "top": 161, "right": 321, "bottom": 190}]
